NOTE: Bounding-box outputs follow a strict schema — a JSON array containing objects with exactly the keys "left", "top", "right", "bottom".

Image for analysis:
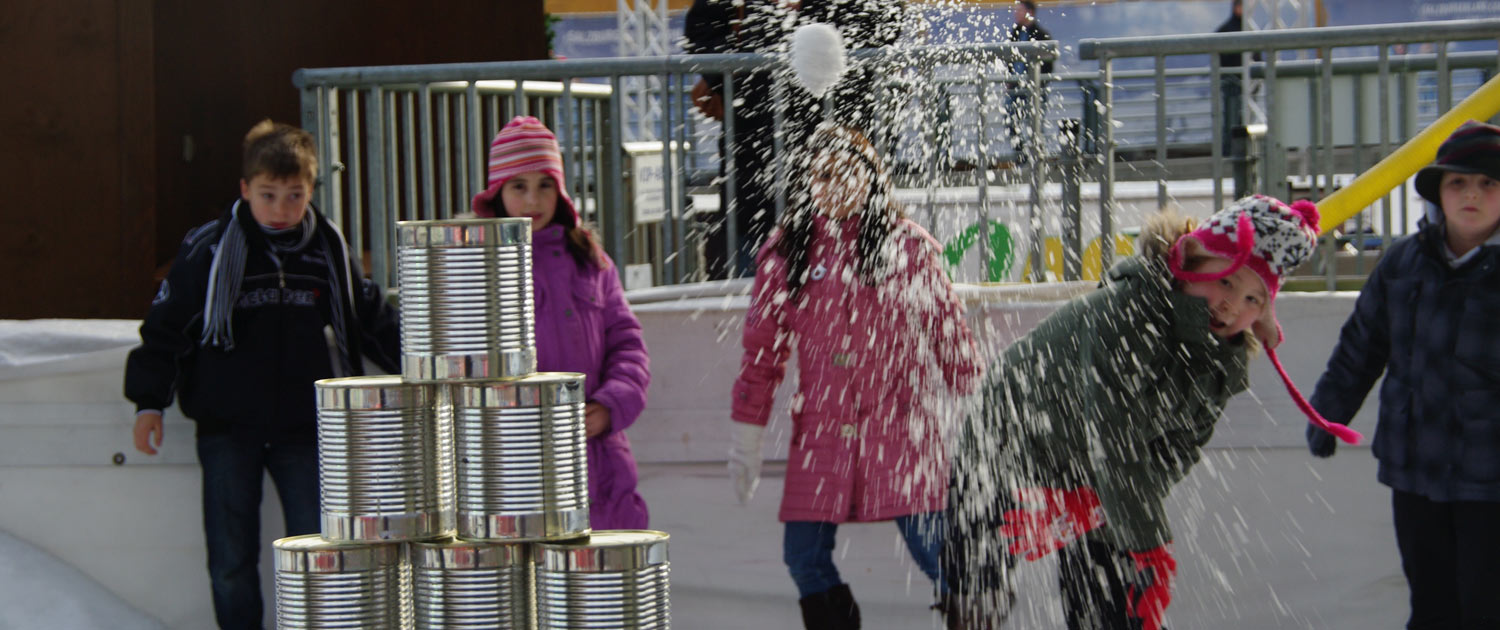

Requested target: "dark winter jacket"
[
  {"left": 683, "top": 0, "right": 903, "bottom": 132},
  {"left": 124, "top": 201, "right": 401, "bottom": 442},
  {"left": 1309, "top": 217, "right": 1500, "bottom": 502},
  {"left": 1007, "top": 21, "right": 1054, "bottom": 74},
  {"left": 950, "top": 253, "right": 1250, "bottom": 555}
]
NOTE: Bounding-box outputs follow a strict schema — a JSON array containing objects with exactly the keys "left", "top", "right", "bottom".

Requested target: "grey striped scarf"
[{"left": 199, "top": 201, "right": 353, "bottom": 374}]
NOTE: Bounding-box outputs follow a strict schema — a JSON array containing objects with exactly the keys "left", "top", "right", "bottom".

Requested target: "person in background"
[
  {"left": 125, "top": 120, "right": 402, "bottom": 630},
  {"left": 1215, "top": 0, "right": 1250, "bottom": 155},
  {"left": 684, "top": 0, "right": 905, "bottom": 279},
  {"left": 1004, "top": 0, "right": 1053, "bottom": 159},
  {"left": 471, "top": 115, "right": 652, "bottom": 530}
]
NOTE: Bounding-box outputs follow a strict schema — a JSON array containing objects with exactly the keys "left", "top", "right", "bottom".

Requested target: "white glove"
[{"left": 727, "top": 421, "right": 766, "bottom": 505}]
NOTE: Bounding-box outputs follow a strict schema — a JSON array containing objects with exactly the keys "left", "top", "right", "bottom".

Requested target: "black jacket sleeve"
[
  {"left": 124, "top": 225, "right": 216, "bottom": 413},
  {"left": 1308, "top": 248, "right": 1395, "bottom": 425},
  {"left": 352, "top": 262, "right": 402, "bottom": 375}
]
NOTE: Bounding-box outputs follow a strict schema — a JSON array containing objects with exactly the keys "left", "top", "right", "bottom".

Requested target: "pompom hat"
[
  {"left": 470, "top": 116, "right": 578, "bottom": 223},
  {"left": 1168, "top": 195, "right": 1362, "bottom": 445}
]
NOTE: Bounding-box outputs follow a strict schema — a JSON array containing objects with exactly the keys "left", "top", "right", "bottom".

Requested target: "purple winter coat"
[{"left": 530, "top": 224, "right": 651, "bottom": 529}]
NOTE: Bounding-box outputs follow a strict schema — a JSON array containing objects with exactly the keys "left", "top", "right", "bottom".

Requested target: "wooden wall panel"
[
  {"left": 0, "top": 0, "right": 154, "bottom": 318},
  {"left": 0, "top": 0, "right": 546, "bottom": 318},
  {"left": 151, "top": 0, "right": 549, "bottom": 286}
]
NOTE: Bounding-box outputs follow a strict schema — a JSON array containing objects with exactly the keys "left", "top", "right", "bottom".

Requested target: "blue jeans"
[
  {"left": 197, "top": 434, "right": 321, "bottom": 630},
  {"left": 783, "top": 512, "right": 947, "bottom": 599}
]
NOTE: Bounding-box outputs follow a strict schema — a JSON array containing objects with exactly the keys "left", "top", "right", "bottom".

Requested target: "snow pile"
[
  {"left": 0, "top": 529, "right": 163, "bottom": 629},
  {"left": 0, "top": 319, "right": 140, "bottom": 381}
]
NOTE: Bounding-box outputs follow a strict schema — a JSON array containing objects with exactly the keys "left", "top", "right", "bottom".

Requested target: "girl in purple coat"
[
  {"left": 729, "top": 123, "right": 983, "bottom": 628},
  {"left": 471, "top": 116, "right": 651, "bottom": 529}
]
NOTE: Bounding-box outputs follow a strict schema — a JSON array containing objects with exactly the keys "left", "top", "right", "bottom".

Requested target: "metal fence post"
[
  {"left": 1098, "top": 55, "right": 1116, "bottom": 271},
  {"left": 1060, "top": 119, "right": 1083, "bottom": 281},
  {"left": 607, "top": 76, "right": 628, "bottom": 281}
]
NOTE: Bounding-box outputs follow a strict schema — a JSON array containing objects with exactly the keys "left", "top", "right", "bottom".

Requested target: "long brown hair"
[
  {"left": 777, "top": 124, "right": 905, "bottom": 296},
  {"left": 483, "top": 196, "right": 607, "bottom": 270}
]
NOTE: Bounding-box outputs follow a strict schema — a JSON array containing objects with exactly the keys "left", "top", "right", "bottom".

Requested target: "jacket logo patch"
[{"left": 236, "top": 287, "right": 317, "bottom": 309}]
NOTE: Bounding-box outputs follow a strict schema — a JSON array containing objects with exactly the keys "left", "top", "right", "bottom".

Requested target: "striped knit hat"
[{"left": 470, "top": 116, "right": 578, "bottom": 223}]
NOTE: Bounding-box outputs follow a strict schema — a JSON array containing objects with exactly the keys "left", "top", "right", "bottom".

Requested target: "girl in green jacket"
[{"left": 941, "top": 196, "right": 1355, "bottom": 630}]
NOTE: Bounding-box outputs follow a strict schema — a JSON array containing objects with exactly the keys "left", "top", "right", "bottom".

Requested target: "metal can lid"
[
  {"left": 458, "top": 372, "right": 586, "bottom": 408},
  {"left": 273, "top": 534, "right": 402, "bottom": 573},
  {"left": 397, "top": 217, "right": 531, "bottom": 249},
  {"left": 409, "top": 537, "right": 529, "bottom": 569},
  {"left": 534, "top": 530, "right": 670, "bottom": 573},
  {"left": 315, "top": 376, "right": 431, "bottom": 410}
]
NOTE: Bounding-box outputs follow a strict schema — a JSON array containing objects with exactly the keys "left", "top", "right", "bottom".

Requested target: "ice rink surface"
[{"left": 647, "top": 450, "right": 1406, "bottom": 630}]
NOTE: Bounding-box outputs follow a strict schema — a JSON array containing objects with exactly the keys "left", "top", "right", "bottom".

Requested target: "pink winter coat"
[
  {"left": 531, "top": 225, "right": 651, "bottom": 530},
  {"left": 732, "top": 216, "right": 982, "bottom": 523}
]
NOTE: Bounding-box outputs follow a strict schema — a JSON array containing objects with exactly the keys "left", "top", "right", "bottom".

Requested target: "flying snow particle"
[{"left": 789, "top": 23, "right": 847, "bottom": 99}]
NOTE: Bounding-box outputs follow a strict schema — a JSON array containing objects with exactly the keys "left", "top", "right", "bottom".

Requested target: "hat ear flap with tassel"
[{"left": 1170, "top": 196, "right": 1362, "bottom": 445}]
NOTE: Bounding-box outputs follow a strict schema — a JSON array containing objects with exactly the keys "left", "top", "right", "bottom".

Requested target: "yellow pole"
[{"left": 1317, "top": 73, "right": 1500, "bottom": 233}]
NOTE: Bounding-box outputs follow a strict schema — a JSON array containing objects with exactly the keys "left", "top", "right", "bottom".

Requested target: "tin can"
[
  {"left": 454, "top": 373, "right": 589, "bottom": 542},
  {"left": 397, "top": 217, "right": 535, "bottom": 382},
  {"left": 534, "top": 530, "right": 671, "bottom": 629},
  {"left": 273, "top": 534, "right": 408, "bottom": 629},
  {"left": 411, "top": 537, "right": 533, "bottom": 629},
  {"left": 316, "top": 375, "right": 451, "bottom": 541}
]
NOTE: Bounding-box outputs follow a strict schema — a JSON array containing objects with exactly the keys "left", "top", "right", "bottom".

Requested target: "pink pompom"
[{"left": 1289, "top": 199, "right": 1321, "bottom": 234}]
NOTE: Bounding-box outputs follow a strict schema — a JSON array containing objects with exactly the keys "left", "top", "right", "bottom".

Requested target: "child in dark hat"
[{"left": 1307, "top": 120, "right": 1500, "bottom": 628}]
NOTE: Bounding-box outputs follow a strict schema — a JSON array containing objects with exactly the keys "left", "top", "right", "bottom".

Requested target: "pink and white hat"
[
  {"left": 470, "top": 116, "right": 578, "bottom": 224},
  {"left": 1167, "top": 195, "right": 1361, "bottom": 445}
]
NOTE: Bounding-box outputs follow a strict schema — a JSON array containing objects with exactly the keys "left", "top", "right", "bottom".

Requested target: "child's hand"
[
  {"left": 133, "top": 411, "right": 164, "bottom": 455},
  {"left": 997, "top": 487, "right": 1105, "bottom": 561},
  {"left": 584, "top": 403, "right": 612, "bottom": 438},
  {"left": 1306, "top": 423, "right": 1339, "bottom": 458},
  {"left": 1126, "top": 545, "right": 1177, "bottom": 630}
]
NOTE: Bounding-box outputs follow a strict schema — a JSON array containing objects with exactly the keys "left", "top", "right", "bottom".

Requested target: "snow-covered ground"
[{"left": 0, "top": 289, "right": 1408, "bottom": 629}]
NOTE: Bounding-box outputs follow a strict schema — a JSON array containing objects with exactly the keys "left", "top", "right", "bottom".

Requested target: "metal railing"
[
  {"left": 294, "top": 42, "right": 1058, "bottom": 288},
  {"left": 298, "top": 19, "right": 1500, "bottom": 290},
  {"left": 1080, "top": 18, "right": 1500, "bottom": 287}
]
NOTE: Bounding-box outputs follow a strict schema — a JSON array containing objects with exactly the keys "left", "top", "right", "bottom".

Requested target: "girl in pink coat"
[
  {"left": 729, "top": 123, "right": 983, "bottom": 628},
  {"left": 471, "top": 116, "right": 651, "bottom": 529}
]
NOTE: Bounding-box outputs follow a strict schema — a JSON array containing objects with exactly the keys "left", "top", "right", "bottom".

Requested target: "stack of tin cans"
[{"left": 274, "top": 217, "right": 669, "bottom": 629}]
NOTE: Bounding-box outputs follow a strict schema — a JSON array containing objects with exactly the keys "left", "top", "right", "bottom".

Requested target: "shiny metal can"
[
  {"left": 397, "top": 217, "right": 535, "bottom": 382},
  {"left": 455, "top": 373, "right": 590, "bottom": 542},
  {"left": 533, "top": 530, "right": 671, "bottom": 629},
  {"left": 410, "top": 537, "right": 533, "bottom": 629},
  {"left": 273, "top": 534, "right": 409, "bottom": 629},
  {"left": 316, "top": 376, "right": 452, "bottom": 542}
]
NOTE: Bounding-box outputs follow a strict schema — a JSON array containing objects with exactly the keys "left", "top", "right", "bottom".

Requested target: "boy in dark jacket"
[
  {"left": 1307, "top": 120, "right": 1500, "bottom": 629},
  {"left": 124, "top": 120, "right": 400, "bottom": 630}
]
